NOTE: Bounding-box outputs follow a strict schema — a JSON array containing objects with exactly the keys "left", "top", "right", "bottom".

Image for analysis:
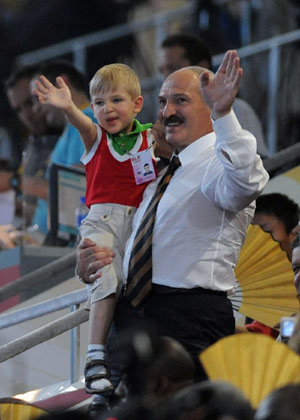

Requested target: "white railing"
[
  {"left": 15, "top": 3, "right": 300, "bottom": 154},
  {"left": 0, "top": 252, "right": 87, "bottom": 384}
]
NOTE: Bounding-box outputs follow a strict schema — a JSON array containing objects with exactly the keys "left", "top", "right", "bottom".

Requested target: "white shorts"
[{"left": 79, "top": 203, "right": 136, "bottom": 306}]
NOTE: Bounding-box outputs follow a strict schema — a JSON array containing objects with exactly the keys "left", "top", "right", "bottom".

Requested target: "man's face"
[
  {"left": 252, "top": 212, "right": 295, "bottom": 260},
  {"left": 7, "top": 78, "right": 49, "bottom": 136},
  {"left": 292, "top": 245, "right": 300, "bottom": 295},
  {"left": 158, "top": 45, "right": 191, "bottom": 79},
  {"left": 157, "top": 69, "right": 212, "bottom": 152}
]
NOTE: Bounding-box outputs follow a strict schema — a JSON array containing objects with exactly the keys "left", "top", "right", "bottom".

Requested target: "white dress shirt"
[{"left": 123, "top": 111, "right": 269, "bottom": 293}]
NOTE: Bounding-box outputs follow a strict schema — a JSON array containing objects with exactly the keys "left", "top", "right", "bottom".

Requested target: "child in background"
[{"left": 35, "top": 63, "right": 157, "bottom": 395}]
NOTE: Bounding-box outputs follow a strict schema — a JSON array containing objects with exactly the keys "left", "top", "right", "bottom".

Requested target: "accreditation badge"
[{"left": 131, "top": 148, "right": 156, "bottom": 185}]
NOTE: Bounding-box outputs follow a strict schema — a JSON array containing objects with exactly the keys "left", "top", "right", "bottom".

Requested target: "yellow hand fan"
[
  {"left": 231, "top": 224, "right": 299, "bottom": 328},
  {"left": 199, "top": 333, "right": 300, "bottom": 408},
  {"left": 0, "top": 398, "right": 49, "bottom": 420}
]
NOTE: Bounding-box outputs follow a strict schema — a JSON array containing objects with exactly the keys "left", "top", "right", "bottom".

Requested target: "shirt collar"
[{"left": 176, "top": 131, "right": 216, "bottom": 166}]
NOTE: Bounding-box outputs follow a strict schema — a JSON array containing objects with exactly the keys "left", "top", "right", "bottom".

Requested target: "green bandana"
[{"left": 108, "top": 119, "right": 153, "bottom": 155}]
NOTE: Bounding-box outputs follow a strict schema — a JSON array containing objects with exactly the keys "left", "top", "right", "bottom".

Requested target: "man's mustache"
[{"left": 163, "top": 115, "right": 184, "bottom": 126}]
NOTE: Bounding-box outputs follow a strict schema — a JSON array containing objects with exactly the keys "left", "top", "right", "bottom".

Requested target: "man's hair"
[
  {"left": 150, "top": 336, "right": 195, "bottom": 385},
  {"left": 161, "top": 33, "right": 212, "bottom": 69},
  {"left": 89, "top": 63, "right": 141, "bottom": 99},
  {"left": 5, "top": 64, "right": 40, "bottom": 92},
  {"left": 37, "top": 59, "right": 87, "bottom": 92},
  {"left": 255, "top": 193, "right": 300, "bottom": 234},
  {"left": 170, "top": 380, "right": 254, "bottom": 420}
]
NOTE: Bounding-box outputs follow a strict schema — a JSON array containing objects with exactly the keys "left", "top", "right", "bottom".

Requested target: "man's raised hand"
[{"left": 200, "top": 50, "right": 243, "bottom": 120}]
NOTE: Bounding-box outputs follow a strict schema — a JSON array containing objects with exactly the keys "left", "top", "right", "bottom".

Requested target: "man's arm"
[
  {"left": 34, "top": 76, "right": 97, "bottom": 152},
  {"left": 200, "top": 51, "right": 269, "bottom": 212},
  {"left": 76, "top": 237, "right": 115, "bottom": 283}
]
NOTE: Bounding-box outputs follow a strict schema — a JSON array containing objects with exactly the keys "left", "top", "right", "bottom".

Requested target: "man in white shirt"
[{"left": 77, "top": 50, "right": 269, "bottom": 382}]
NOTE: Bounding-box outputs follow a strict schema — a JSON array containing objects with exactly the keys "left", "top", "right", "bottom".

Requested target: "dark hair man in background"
[{"left": 5, "top": 64, "right": 64, "bottom": 228}]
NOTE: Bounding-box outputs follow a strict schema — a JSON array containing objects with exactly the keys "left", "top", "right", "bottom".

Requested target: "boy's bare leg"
[
  {"left": 89, "top": 294, "right": 116, "bottom": 344},
  {"left": 85, "top": 295, "right": 116, "bottom": 394}
]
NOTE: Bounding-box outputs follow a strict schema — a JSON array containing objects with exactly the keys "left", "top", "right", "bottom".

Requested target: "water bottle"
[{"left": 75, "top": 196, "right": 88, "bottom": 230}]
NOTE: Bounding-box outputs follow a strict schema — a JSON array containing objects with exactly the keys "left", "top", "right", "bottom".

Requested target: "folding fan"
[
  {"left": 231, "top": 224, "right": 299, "bottom": 328},
  {"left": 0, "top": 397, "right": 49, "bottom": 420},
  {"left": 199, "top": 333, "right": 300, "bottom": 408}
]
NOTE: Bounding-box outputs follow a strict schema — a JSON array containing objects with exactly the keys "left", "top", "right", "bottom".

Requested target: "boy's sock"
[
  {"left": 85, "top": 344, "right": 113, "bottom": 393},
  {"left": 87, "top": 344, "right": 106, "bottom": 361}
]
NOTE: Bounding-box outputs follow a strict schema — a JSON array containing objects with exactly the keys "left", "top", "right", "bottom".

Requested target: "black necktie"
[{"left": 125, "top": 156, "right": 181, "bottom": 307}]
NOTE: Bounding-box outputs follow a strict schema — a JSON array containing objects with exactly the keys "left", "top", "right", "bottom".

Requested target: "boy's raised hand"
[
  {"left": 200, "top": 50, "right": 243, "bottom": 120},
  {"left": 34, "top": 75, "right": 72, "bottom": 110}
]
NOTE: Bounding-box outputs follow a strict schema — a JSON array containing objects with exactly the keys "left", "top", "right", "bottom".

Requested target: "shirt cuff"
[{"left": 212, "top": 109, "right": 242, "bottom": 140}]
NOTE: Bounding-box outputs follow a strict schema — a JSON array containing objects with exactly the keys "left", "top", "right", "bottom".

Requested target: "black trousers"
[{"left": 108, "top": 286, "right": 235, "bottom": 384}]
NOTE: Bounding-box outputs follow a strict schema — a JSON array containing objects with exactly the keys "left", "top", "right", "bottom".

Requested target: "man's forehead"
[{"left": 159, "top": 70, "right": 199, "bottom": 96}]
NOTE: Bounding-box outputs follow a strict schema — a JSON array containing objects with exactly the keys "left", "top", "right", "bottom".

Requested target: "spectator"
[
  {"left": 94, "top": 330, "right": 195, "bottom": 414},
  {"left": 237, "top": 193, "right": 300, "bottom": 337},
  {"left": 116, "top": 332, "right": 195, "bottom": 402},
  {"left": 286, "top": 235, "right": 300, "bottom": 355},
  {"left": 291, "top": 234, "right": 300, "bottom": 297},
  {"left": 254, "top": 383, "right": 300, "bottom": 420},
  {"left": 168, "top": 380, "right": 254, "bottom": 420},
  {"left": 157, "top": 33, "right": 269, "bottom": 158},
  {"left": 76, "top": 50, "right": 268, "bottom": 396},
  {"left": 0, "top": 158, "right": 16, "bottom": 225},
  {"left": 252, "top": 193, "right": 299, "bottom": 261},
  {"left": 5, "top": 64, "right": 64, "bottom": 229}
]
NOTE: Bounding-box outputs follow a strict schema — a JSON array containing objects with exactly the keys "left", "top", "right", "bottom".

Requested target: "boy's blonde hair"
[{"left": 89, "top": 63, "right": 141, "bottom": 99}]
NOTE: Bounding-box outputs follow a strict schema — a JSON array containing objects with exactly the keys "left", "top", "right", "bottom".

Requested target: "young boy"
[{"left": 34, "top": 63, "right": 157, "bottom": 395}]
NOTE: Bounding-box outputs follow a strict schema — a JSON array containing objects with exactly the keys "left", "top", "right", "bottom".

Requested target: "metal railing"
[
  {"left": 0, "top": 251, "right": 76, "bottom": 302},
  {"left": 1, "top": 141, "right": 300, "bottom": 387},
  {"left": 16, "top": 3, "right": 197, "bottom": 74},
  {"left": 213, "top": 28, "right": 300, "bottom": 156},
  {"left": 15, "top": 2, "right": 300, "bottom": 155},
  {"left": 0, "top": 251, "right": 87, "bottom": 384}
]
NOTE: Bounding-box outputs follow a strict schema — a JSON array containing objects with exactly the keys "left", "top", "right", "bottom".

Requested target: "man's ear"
[
  {"left": 134, "top": 95, "right": 144, "bottom": 113},
  {"left": 197, "top": 59, "right": 210, "bottom": 70}
]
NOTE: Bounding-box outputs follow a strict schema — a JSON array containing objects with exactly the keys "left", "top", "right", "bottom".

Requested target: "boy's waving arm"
[{"left": 34, "top": 75, "right": 97, "bottom": 152}]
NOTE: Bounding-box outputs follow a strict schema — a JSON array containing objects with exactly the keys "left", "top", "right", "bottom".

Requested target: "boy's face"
[{"left": 91, "top": 87, "right": 143, "bottom": 135}]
